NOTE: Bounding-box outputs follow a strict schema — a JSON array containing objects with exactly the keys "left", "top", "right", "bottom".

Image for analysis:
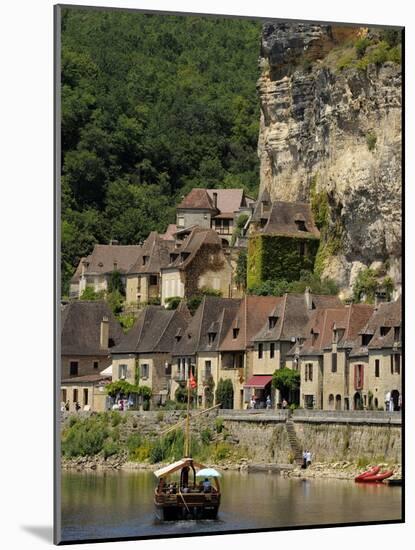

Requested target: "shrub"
[
  {"left": 272, "top": 367, "right": 300, "bottom": 400},
  {"left": 165, "top": 296, "right": 182, "bottom": 310},
  {"left": 110, "top": 411, "right": 122, "bottom": 427},
  {"left": 366, "top": 132, "right": 377, "bottom": 151},
  {"left": 156, "top": 410, "right": 164, "bottom": 422},
  {"left": 355, "top": 37, "right": 371, "bottom": 58},
  {"left": 213, "top": 442, "right": 232, "bottom": 461},
  {"left": 103, "top": 440, "right": 118, "bottom": 459},
  {"left": 61, "top": 416, "right": 109, "bottom": 457},
  {"left": 215, "top": 417, "right": 224, "bottom": 434},
  {"left": 200, "top": 428, "right": 213, "bottom": 445}
]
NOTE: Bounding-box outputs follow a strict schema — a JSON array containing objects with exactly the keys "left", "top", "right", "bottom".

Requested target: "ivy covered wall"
[{"left": 247, "top": 234, "right": 319, "bottom": 290}]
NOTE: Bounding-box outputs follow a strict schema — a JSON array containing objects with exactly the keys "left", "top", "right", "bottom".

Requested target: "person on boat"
[
  {"left": 202, "top": 478, "right": 212, "bottom": 493},
  {"left": 306, "top": 450, "right": 312, "bottom": 467}
]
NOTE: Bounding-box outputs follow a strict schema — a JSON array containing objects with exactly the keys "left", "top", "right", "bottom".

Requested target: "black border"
[{"left": 54, "top": 4, "right": 405, "bottom": 545}]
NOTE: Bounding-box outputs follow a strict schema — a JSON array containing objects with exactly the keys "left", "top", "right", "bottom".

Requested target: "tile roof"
[
  {"left": 160, "top": 224, "right": 178, "bottom": 240},
  {"left": 71, "top": 244, "right": 142, "bottom": 282},
  {"left": 177, "top": 188, "right": 254, "bottom": 214},
  {"left": 112, "top": 304, "right": 191, "bottom": 354},
  {"left": 297, "top": 303, "right": 374, "bottom": 356},
  {"left": 256, "top": 201, "right": 320, "bottom": 239},
  {"left": 61, "top": 301, "right": 124, "bottom": 356},
  {"left": 172, "top": 296, "right": 241, "bottom": 356},
  {"left": 355, "top": 297, "right": 402, "bottom": 352},
  {"left": 253, "top": 293, "right": 342, "bottom": 343},
  {"left": 219, "top": 296, "right": 281, "bottom": 351},
  {"left": 128, "top": 232, "right": 175, "bottom": 275},
  {"left": 164, "top": 227, "right": 223, "bottom": 271}
]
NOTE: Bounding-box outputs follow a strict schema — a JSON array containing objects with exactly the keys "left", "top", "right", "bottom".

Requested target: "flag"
[{"left": 189, "top": 370, "right": 197, "bottom": 389}]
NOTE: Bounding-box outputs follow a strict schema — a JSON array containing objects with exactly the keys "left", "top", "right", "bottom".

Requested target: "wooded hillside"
[{"left": 61, "top": 8, "right": 262, "bottom": 293}]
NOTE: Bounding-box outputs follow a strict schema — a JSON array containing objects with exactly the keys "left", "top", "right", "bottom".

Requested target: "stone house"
[
  {"left": 219, "top": 295, "right": 281, "bottom": 409},
  {"left": 60, "top": 301, "right": 124, "bottom": 411},
  {"left": 252, "top": 290, "right": 342, "bottom": 405},
  {"left": 287, "top": 303, "right": 375, "bottom": 410},
  {"left": 171, "top": 296, "right": 240, "bottom": 406},
  {"left": 348, "top": 297, "right": 402, "bottom": 411},
  {"left": 70, "top": 242, "right": 142, "bottom": 298},
  {"left": 176, "top": 188, "right": 254, "bottom": 247},
  {"left": 125, "top": 232, "right": 175, "bottom": 305},
  {"left": 160, "top": 227, "right": 233, "bottom": 305},
  {"left": 110, "top": 303, "right": 191, "bottom": 406},
  {"left": 247, "top": 199, "right": 320, "bottom": 290}
]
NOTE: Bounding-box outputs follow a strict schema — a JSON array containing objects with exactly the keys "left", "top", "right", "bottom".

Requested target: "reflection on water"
[{"left": 61, "top": 470, "right": 401, "bottom": 542}]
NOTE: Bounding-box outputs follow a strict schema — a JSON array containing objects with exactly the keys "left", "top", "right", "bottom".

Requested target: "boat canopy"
[
  {"left": 153, "top": 458, "right": 206, "bottom": 478},
  {"left": 244, "top": 375, "right": 273, "bottom": 389}
]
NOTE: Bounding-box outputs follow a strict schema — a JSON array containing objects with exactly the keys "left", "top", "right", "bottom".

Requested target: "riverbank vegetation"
[{"left": 61, "top": 412, "right": 248, "bottom": 464}]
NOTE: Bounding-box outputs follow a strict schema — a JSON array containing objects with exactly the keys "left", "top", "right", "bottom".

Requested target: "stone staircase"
[{"left": 285, "top": 417, "right": 303, "bottom": 465}]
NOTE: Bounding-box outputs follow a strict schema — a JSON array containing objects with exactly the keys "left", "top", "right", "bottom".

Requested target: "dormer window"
[
  {"left": 232, "top": 328, "right": 239, "bottom": 339},
  {"left": 269, "top": 316, "right": 278, "bottom": 330},
  {"left": 170, "top": 253, "right": 178, "bottom": 263},
  {"left": 295, "top": 220, "right": 307, "bottom": 231},
  {"left": 380, "top": 326, "right": 390, "bottom": 337},
  {"left": 362, "top": 334, "right": 372, "bottom": 346},
  {"left": 181, "top": 252, "right": 190, "bottom": 261},
  {"left": 142, "top": 256, "right": 148, "bottom": 266},
  {"left": 208, "top": 332, "right": 216, "bottom": 345},
  {"left": 175, "top": 335, "right": 182, "bottom": 343}
]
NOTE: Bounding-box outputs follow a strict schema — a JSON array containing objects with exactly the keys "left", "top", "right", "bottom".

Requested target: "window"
[
  {"left": 375, "top": 359, "right": 380, "bottom": 378},
  {"left": 232, "top": 328, "right": 239, "bottom": 339},
  {"left": 73, "top": 389, "right": 78, "bottom": 403},
  {"left": 141, "top": 364, "right": 149, "bottom": 379},
  {"left": 61, "top": 389, "right": 67, "bottom": 403},
  {"left": 93, "top": 361, "right": 99, "bottom": 370},
  {"left": 269, "top": 316, "right": 277, "bottom": 329},
  {"left": 305, "top": 363, "right": 313, "bottom": 382},
  {"left": 380, "top": 326, "right": 390, "bottom": 337},
  {"left": 295, "top": 220, "right": 307, "bottom": 231},
  {"left": 298, "top": 242, "right": 306, "bottom": 256},
  {"left": 354, "top": 364, "right": 364, "bottom": 390},
  {"left": 394, "top": 327, "right": 400, "bottom": 342},
  {"left": 258, "top": 343, "right": 263, "bottom": 359},
  {"left": 118, "top": 364, "right": 127, "bottom": 379},
  {"left": 331, "top": 352, "right": 337, "bottom": 373},
  {"left": 177, "top": 216, "right": 184, "bottom": 227},
  {"left": 69, "top": 361, "right": 78, "bottom": 376},
  {"left": 394, "top": 354, "right": 401, "bottom": 374},
  {"left": 270, "top": 343, "right": 275, "bottom": 359},
  {"left": 142, "top": 256, "right": 148, "bottom": 266},
  {"left": 362, "top": 334, "right": 372, "bottom": 346},
  {"left": 208, "top": 332, "right": 216, "bottom": 345},
  {"left": 83, "top": 388, "right": 88, "bottom": 406},
  {"left": 150, "top": 275, "right": 158, "bottom": 286},
  {"left": 204, "top": 360, "right": 212, "bottom": 379},
  {"left": 390, "top": 355, "right": 394, "bottom": 375}
]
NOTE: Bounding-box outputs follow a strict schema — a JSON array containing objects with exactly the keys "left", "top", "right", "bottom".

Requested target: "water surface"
[{"left": 61, "top": 470, "right": 401, "bottom": 542}]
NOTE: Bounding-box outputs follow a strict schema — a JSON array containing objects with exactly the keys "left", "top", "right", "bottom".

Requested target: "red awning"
[{"left": 244, "top": 375, "right": 273, "bottom": 389}]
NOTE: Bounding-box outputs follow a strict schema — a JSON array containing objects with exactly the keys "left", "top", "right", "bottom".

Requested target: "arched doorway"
[
  {"left": 335, "top": 394, "right": 342, "bottom": 410},
  {"left": 328, "top": 394, "right": 334, "bottom": 410},
  {"left": 354, "top": 392, "right": 363, "bottom": 410},
  {"left": 391, "top": 390, "right": 400, "bottom": 411}
]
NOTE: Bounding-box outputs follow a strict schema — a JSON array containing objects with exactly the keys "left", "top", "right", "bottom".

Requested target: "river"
[{"left": 60, "top": 470, "right": 402, "bottom": 542}]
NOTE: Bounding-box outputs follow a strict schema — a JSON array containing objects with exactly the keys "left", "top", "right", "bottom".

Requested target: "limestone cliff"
[{"left": 257, "top": 23, "right": 402, "bottom": 296}]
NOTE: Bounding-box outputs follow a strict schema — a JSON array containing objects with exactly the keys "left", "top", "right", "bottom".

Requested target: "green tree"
[
  {"left": 272, "top": 368, "right": 300, "bottom": 402},
  {"left": 215, "top": 378, "right": 234, "bottom": 409}
]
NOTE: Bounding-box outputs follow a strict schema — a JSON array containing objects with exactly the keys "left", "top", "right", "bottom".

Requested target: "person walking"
[
  {"left": 282, "top": 398, "right": 288, "bottom": 409},
  {"left": 306, "top": 450, "right": 312, "bottom": 467},
  {"left": 302, "top": 450, "right": 307, "bottom": 469},
  {"left": 266, "top": 395, "right": 272, "bottom": 409}
]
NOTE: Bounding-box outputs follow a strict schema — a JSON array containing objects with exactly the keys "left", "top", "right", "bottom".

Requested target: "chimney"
[
  {"left": 304, "top": 287, "right": 313, "bottom": 310},
  {"left": 100, "top": 316, "right": 109, "bottom": 349},
  {"left": 213, "top": 192, "right": 218, "bottom": 209}
]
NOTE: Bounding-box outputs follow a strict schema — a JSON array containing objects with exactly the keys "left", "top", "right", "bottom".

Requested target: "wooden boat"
[
  {"left": 154, "top": 458, "right": 221, "bottom": 520},
  {"left": 385, "top": 478, "right": 402, "bottom": 486},
  {"left": 355, "top": 470, "right": 394, "bottom": 483},
  {"left": 354, "top": 466, "right": 381, "bottom": 482},
  {"left": 153, "top": 372, "right": 221, "bottom": 520}
]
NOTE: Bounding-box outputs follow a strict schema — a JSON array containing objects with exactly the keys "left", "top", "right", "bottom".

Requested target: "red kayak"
[
  {"left": 355, "top": 466, "right": 381, "bottom": 482},
  {"left": 356, "top": 470, "right": 394, "bottom": 483}
]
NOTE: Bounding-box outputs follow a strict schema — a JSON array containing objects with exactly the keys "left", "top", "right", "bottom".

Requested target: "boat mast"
[{"left": 185, "top": 371, "right": 191, "bottom": 457}]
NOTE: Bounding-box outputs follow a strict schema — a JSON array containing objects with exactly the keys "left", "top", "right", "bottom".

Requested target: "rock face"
[{"left": 257, "top": 23, "right": 402, "bottom": 294}]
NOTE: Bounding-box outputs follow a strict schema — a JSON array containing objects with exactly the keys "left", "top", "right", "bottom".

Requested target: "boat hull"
[
  {"left": 155, "top": 492, "right": 220, "bottom": 521},
  {"left": 355, "top": 470, "right": 394, "bottom": 483}
]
